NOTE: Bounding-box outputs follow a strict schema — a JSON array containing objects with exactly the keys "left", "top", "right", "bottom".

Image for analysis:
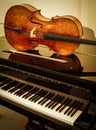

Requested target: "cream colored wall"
[{"left": 78, "top": 0, "right": 96, "bottom": 39}]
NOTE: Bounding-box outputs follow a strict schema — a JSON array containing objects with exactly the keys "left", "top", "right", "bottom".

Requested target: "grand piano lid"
[{"left": 0, "top": 36, "right": 96, "bottom": 82}]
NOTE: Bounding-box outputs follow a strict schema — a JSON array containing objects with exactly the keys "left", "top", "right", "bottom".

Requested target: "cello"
[{"left": 4, "top": 4, "right": 96, "bottom": 56}]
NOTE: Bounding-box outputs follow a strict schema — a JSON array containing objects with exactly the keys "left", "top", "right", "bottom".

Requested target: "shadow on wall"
[{"left": 83, "top": 27, "right": 96, "bottom": 40}]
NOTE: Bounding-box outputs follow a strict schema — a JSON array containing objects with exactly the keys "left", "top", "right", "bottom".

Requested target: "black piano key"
[
  {"left": 13, "top": 83, "right": 24, "bottom": 94},
  {"left": 1, "top": 80, "right": 11, "bottom": 90},
  {"left": 14, "top": 83, "right": 26, "bottom": 96},
  {"left": 51, "top": 96, "right": 64, "bottom": 109},
  {"left": 57, "top": 98, "right": 72, "bottom": 112},
  {"left": 0, "top": 78, "right": 12, "bottom": 88},
  {"left": 1, "top": 79, "right": 12, "bottom": 90},
  {"left": 38, "top": 92, "right": 54, "bottom": 105},
  {"left": 45, "top": 94, "right": 59, "bottom": 108},
  {"left": 9, "top": 82, "right": 24, "bottom": 93},
  {"left": 56, "top": 98, "right": 68, "bottom": 112},
  {"left": 0, "top": 76, "right": 7, "bottom": 83},
  {"left": 39, "top": 92, "right": 55, "bottom": 106},
  {"left": 22, "top": 87, "right": 36, "bottom": 99},
  {"left": 28, "top": 89, "right": 41, "bottom": 101},
  {"left": 64, "top": 100, "right": 77, "bottom": 115},
  {"left": 31, "top": 90, "right": 43, "bottom": 102},
  {"left": 33, "top": 90, "right": 48, "bottom": 103},
  {"left": 24, "top": 87, "right": 39, "bottom": 99},
  {"left": 1, "top": 80, "right": 18, "bottom": 91},
  {"left": 37, "top": 91, "right": 49, "bottom": 104},
  {"left": 55, "top": 96, "right": 65, "bottom": 111},
  {"left": 67, "top": 101, "right": 80, "bottom": 116},
  {"left": 49, "top": 95, "right": 63, "bottom": 109},
  {"left": 0, "top": 78, "right": 10, "bottom": 86},
  {"left": 47, "top": 95, "right": 60, "bottom": 108},
  {"left": 17, "top": 85, "right": 33, "bottom": 96},
  {"left": 8, "top": 81, "right": 20, "bottom": 93},
  {"left": 23, "top": 85, "right": 33, "bottom": 91},
  {"left": 70, "top": 102, "right": 83, "bottom": 117},
  {"left": 22, "top": 85, "right": 35, "bottom": 98},
  {"left": 29, "top": 89, "right": 42, "bottom": 101}
]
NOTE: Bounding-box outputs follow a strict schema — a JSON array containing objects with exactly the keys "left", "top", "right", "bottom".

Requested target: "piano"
[{"left": 0, "top": 36, "right": 96, "bottom": 130}]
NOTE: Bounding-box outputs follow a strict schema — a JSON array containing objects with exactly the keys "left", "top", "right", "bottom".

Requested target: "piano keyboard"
[{"left": 0, "top": 73, "right": 89, "bottom": 126}]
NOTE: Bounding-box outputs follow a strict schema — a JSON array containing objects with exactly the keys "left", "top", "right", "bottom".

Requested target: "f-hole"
[{"left": 30, "top": 17, "right": 43, "bottom": 28}]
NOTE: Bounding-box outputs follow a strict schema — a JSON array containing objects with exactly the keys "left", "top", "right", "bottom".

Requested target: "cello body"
[{"left": 4, "top": 4, "right": 83, "bottom": 56}]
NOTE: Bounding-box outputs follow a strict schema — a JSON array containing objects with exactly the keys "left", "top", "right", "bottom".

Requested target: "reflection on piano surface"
[
  {"left": 8, "top": 49, "right": 82, "bottom": 72},
  {"left": 0, "top": 37, "right": 96, "bottom": 130}
]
